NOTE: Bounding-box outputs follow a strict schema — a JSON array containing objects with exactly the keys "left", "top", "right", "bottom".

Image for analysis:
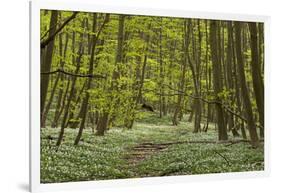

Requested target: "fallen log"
[{"left": 148, "top": 139, "right": 264, "bottom": 146}]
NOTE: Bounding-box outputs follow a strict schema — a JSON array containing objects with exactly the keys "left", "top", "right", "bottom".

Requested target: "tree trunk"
[
  {"left": 187, "top": 20, "right": 201, "bottom": 133},
  {"left": 188, "top": 104, "right": 194, "bottom": 122},
  {"left": 209, "top": 20, "right": 228, "bottom": 141},
  {"left": 95, "top": 15, "right": 125, "bottom": 136},
  {"left": 226, "top": 22, "right": 240, "bottom": 137},
  {"left": 159, "top": 20, "right": 164, "bottom": 118},
  {"left": 41, "top": 32, "right": 69, "bottom": 127},
  {"left": 234, "top": 21, "right": 259, "bottom": 147},
  {"left": 67, "top": 80, "right": 87, "bottom": 128},
  {"left": 51, "top": 77, "right": 70, "bottom": 128},
  {"left": 127, "top": 30, "right": 151, "bottom": 129},
  {"left": 95, "top": 113, "right": 109, "bottom": 136},
  {"left": 248, "top": 22, "right": 264, "bottom": 138},
  {"left": 41, "top": 10, "right": 58, "bottom": 126},
  {"left": 74, "top": 14, "right": 110, "bottom": 145},
  {"left": 173, "top": 20, "right": 188, "bottom": 126},
  {"left": 56, "top": 21, "right": 86, "bottom": 147}
]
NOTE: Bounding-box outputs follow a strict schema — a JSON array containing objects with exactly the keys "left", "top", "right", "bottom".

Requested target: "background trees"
[{"left": 40, "top": 11, "right": 264, "bottom": 148}]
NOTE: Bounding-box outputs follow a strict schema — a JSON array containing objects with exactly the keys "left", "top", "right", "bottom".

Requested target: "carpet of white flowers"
[{"left": 41, "top": 113, "right": 264, "bottom": 183}]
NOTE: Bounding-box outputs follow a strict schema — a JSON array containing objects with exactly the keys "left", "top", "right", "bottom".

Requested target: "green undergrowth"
[{"left": 41, "top": 112, "right": 264, "bottom": 183}]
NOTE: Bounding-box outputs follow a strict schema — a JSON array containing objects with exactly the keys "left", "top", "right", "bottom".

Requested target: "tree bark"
[
  {"left": 159, "top": 19, "right": 164, "bottom": 118},
  {"left": 248, "top": 22, "right": 264, "bottom": 138},
  {"left": 41, "top": 10, "right": 58, "bottom": 126},
  {"left": 56, "top": 20, "right": 86, "bottom": 147},
  {"left": 74, "top": 14, "right": 110, "bottom": 145},
  {"left": 51, "top": 76, "right": 70, "bottom": 128},
  {"left": 41, "top": 31, "right": 69, "bottom": 127},
  {"left": 95, "top": 15, "right": 125, "bottom": 136},
  {"left": 172, "top": 21, "right": 188, "bottom": 126},
  {"left": 234, "top": 21, "right": 259, "bottom": 147},
  {"left": 127, "top": 30, "right": 151, "bottom": 129},
  {"left": 209, "top": 20, "right": 228, "bottom": 141},
  {"left": 226, "top": 22, "right": 240, "bottom": 137}
]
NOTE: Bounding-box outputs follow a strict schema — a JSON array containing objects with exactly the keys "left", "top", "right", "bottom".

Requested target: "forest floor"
[{"left": 41, "top": 112, "right": 264, "bottom": 183}]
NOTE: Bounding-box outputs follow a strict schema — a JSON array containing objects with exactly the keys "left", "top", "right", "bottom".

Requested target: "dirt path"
[
  {"left": 124, "top": 142, "right": 169, "bottom": 165},
  {"left": 124, "top": 139, "right": 259, "bottom": 166}
]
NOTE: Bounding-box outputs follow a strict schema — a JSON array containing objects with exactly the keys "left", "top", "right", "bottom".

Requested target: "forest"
[{"left": 40, "top": 10, "right": 264, "bottom": 183}]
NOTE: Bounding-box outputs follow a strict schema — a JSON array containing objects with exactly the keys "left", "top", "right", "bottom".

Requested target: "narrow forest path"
[{"left": 124, "top": 142, "right": 169, "bottom": 165}]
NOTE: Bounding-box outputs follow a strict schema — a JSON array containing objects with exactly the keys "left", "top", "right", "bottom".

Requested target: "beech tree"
[
  {"left": 248, "top": 22, "right": 264, "bottom": 138},
  {"left": 40, "top": 11, "right": 264, "bottom": 148},
  {"left": 209, "top": 20, "right": 228, "bottom": 141},
  {"left": 234, "top": 21, "right": 259, "bottom": 147}
]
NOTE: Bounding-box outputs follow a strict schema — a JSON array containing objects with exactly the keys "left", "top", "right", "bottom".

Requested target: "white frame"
[{"left": 29, "top": 0, "right": 271, "bottom": 192}]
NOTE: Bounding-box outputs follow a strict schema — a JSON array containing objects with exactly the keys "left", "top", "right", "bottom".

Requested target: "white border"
[{"left": 29, "top": 0, "right": 270, "bottom": 192}]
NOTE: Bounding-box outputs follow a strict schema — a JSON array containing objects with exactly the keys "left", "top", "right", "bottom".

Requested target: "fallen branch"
[
  {"left": 41, "top": 69, "right": 106, "bottom": 79},
  {"left": 213, "top": 150, "right": 230, "bottom": 165},
  {"left": 148, "top": 139, "right": 264, "bottom": 146}
]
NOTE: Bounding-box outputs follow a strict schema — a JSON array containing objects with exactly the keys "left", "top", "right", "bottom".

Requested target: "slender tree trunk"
[
  {"left": 41, "top": 10, "right": 58, "bottom": 126},
  {"left": 188, "top": 20, "right": 201, "bottom": 133},
  {"left": 226, "top": 22, "right": 240, "bottom": 137},
  {"left": 229, "top": 22, "right": 247, "bottom": 139},
  {"left": 248, "top": 22, "right": 264, "bottom": 138},
  {"left": 127, "top": 31, "right": 151, "bottom": 129},
  {"left": 258, "top": 23, "right": 264, "bottom": 73},
  {"left": 159, "top": 21, "right": 164, "bottom": 118},
  {"left": 56, "top": 45, "right": 84, "bottom": 146},
  {"left": 173, "top": 21, "right": 188, "bottom": 126},
  {"left": 41, "top": 32, "right": 69, "bottom": 127},
  {"left": 209, "top": 20, "right": 228, "bottom": 141},
  {"left": 188, "top": 104, "right": 194, "bottom": 122},
  {"left": 234, "top": 21, "right": 259, "bottom": 147},
  {"left": 67, "top": 80, "right": 87, "bottom": 128},
  {"left": 56, "top": 20, "right": 86, "bottom": 147},
  {"left": 74, "top": 14, "right": 110, "bottom": 144},
  {"left": 95, "top": 15, "right": 124, "bottom": 136},
  {"left": 41, "top": 71, "right": 60, "bottom": 127},
  {"left": 203, "top": 20, "right": 210, "bottom": 132},
  {"left": 51, "top": 76, "right": 70, "bottom": 128},
  {"left": 95, "top": 112, "right": 109, "bottom": 136}
]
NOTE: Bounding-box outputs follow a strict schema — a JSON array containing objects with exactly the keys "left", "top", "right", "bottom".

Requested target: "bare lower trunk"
[{"left": 95, "top": 113, "right": 109, "bottom": 136}]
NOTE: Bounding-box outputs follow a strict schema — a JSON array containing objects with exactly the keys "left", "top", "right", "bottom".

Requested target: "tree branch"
[
  {"left": 41, "top": 69, "right": 106, "bottom": 79},
  {"left": 95, "top": 14, "right": 110, "bottom": 43},
  {"left": 145, "top": 84, "right": 264, "bottom": 130},
  {"left": 41, "top": 12, "right": 78, "bottom": 49}
]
